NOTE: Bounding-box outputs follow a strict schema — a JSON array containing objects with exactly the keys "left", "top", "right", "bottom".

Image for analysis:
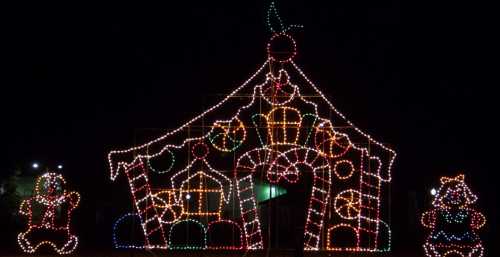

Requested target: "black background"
[{"left": 1, "top": 0, "right": 498, "bottom": 255}]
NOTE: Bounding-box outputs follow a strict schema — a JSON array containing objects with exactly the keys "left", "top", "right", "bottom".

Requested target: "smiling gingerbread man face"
[
  {"left": 433, "top": 175, "right": 477, "bottom": 209},
  {"left": 35, "top": 173, "right": 66, "bottom": 199}
]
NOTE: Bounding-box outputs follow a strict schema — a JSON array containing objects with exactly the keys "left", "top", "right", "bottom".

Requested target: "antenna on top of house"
[{"left": 266, "top": 1, "right": 303, "bottom": 34}]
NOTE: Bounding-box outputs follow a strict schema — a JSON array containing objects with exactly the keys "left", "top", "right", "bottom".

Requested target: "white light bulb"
[
  {"left": 430, "top": 188, "right": 437, "bottom": 196},
  {"left": 32, "top": 163, "right": 39, "bottom": 169},
  {"left": 57, "top": 164, "right": 63, "bottom": 170},
  {"left": 185, "top": 194, "right": 191, "bottom": 200}
]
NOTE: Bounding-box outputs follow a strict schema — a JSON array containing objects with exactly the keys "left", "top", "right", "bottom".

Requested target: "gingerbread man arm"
[
  {"left": 471, "top": 210, "right": 486, "bottom": 230},
  {"left": 19, "top": 199, "right": 31, "bottom": 216},
  {"left": 66, "top": 191, "right": 81, "bottom": 209},
  {"left": 421, "top": 210, "right": 435, "bottom": 228}
]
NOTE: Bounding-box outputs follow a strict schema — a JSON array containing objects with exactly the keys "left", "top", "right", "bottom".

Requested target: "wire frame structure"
[
  {"left": 18, "top": 172, "right": 80, "bottom": 255},
  {"left": 421, "top": 175, "right": 486, "bottom": 257},
  {"left": 108, "top": 2, "right": 395, "bottom": 252}
]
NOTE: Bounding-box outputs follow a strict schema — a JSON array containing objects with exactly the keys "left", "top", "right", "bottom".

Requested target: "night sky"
[{"left": 1, "top": 0, "right": 498, "bottom": 255}]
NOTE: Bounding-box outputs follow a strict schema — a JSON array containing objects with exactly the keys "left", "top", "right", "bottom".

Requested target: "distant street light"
[
  {"left": 57, "top": 164, "right": 63, "bottom": 170},
  {"left": 430, "top": 188, "right": 437, "bottom": 196},
  {"left": 32, "top": 162, "right": 39, "bottom": 169}
]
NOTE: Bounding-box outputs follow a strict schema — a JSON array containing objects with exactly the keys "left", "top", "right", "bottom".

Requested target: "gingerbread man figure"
[
  {"left": 18, "top": 172, "right": 80, "bottom": 254},
  {"left": 421, "top": 174, "right": 486, "bottom": 257}
]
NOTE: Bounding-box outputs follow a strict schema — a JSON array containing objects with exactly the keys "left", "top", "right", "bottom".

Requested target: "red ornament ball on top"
[{"left": 267, "top": 33, "right": 297, "bottom": 63}]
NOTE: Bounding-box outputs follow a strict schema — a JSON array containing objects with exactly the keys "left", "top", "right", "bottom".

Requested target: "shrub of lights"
[
  {"left": 421, "top": 175, "right": 486, "bottom": 257},
  {"left": 18, "top": 172, "right": 80, "bottom": 255},
  {"left": 109, "top": 2, "right": 395, "bottom": 252}
]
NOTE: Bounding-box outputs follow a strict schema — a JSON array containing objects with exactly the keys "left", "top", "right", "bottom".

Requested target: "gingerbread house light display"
[{"left": 109, "top": 2, "right": 396, "bottom": 252}]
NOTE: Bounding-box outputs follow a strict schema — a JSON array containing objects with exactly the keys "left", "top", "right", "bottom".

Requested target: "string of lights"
[
  {"left": 107, "top": 2, "right": 395, "bottom": 251},
  {"left": 421, "top": 175, "right": 486, "bottom": 257},
  {"left": 168, "top": 219, "right": 207, "bottom": 250},
  {"left": 207, "top": 220, "right": 244, "bottom": 250},
  {"left": 18, "top": 173, "right": 80, "bottom": 255}
]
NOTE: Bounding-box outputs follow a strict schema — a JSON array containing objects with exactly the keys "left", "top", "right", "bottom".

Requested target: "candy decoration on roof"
[
  {"left": 108, "top": 1, "right": 395, "bottom": 252},
  {"left": 18, "top": 172, "right": 80, "bottom": 255},
  {"left": 421, "top": 174, "right": 486, "bottom": 257}
]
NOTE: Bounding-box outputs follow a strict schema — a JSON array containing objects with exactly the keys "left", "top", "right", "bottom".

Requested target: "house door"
[{"left": 257, "top": 164, "right": 313, "bottom": 249}]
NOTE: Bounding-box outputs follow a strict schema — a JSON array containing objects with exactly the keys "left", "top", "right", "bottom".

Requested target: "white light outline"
[{"left": 107, "top": 37, "right": 396, "bottom": 251}]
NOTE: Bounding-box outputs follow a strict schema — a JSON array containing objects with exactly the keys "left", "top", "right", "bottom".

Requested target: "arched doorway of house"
[
  {"left": 235, "top": 147, "right": 332, "bottom": 250},
  {"left": 258, "top": 163, "right": 314, "bottom": 249}
]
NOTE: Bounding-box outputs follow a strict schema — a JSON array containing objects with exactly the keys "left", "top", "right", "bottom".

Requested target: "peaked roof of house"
[{"left": 108, "top": 34, "right": 396, "bottom": 182}]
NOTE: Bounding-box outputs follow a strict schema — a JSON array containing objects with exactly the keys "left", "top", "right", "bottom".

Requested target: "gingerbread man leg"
[
  {"left": 469, "top": 244, "right": 485, "bottom": 257},
  {"left": 423, "top": 243, "right": 440, "bottom": 257},
  {"left": 58, "top": 234, "right": 78, "bottom": 254},
  {"left": 18, "top": 231, "right": 35, "bottom": 253}
]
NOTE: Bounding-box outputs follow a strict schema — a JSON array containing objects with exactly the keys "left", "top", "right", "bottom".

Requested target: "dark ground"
[{"left": 0, "top": 250, "right": 421, "bottom": 257}]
